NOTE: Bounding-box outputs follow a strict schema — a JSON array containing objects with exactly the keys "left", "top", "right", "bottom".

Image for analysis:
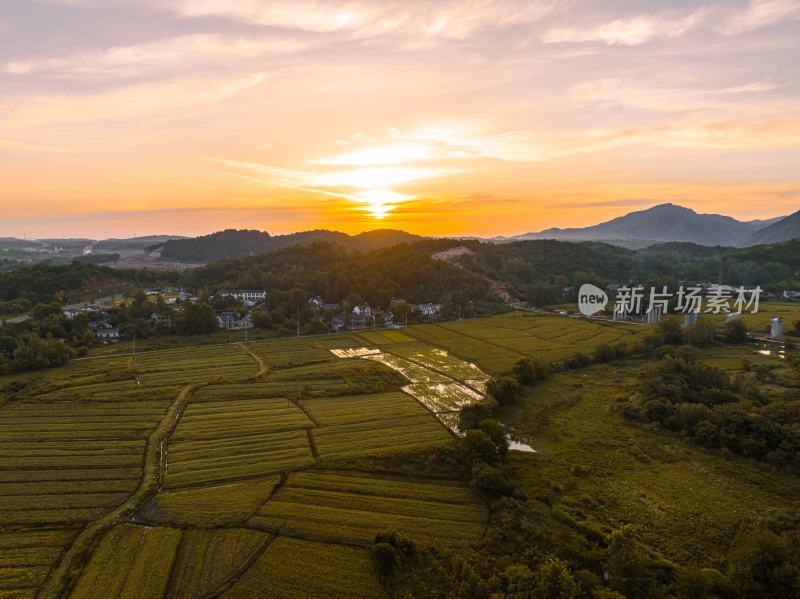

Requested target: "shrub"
[
  {"left": 459, "top": 403, "right": 495, "bottom": 432},
  {"left": 470, "top": 462, "right": 516, "bottom": 501},
  {"left": 463, "top": 429, "right": 502, "bottom": 465},
  {"left": 658, "top": 317, "right": 684, "bottom": 345},
  {"left": 371, "top": 543, "right": 400, "bottom": 578},
  {"left": 566, "top": 352, "right": 592, "bottom": 369},
  {"left": 684, "top": 318, "right": 715, "bottom": 347},
  {"left": 478, "top": 419, "right": 509, "bottom": 459},
  {"left": 724, "top": 318, "right": 748, "bottom": 344},
  {"left": 533, "top": 557, "right": 580, "bottom": 599},
  {"left": 487, "top": 376, "right": 521, "bottom": 406},
  {"left": 512, "top": 357, "right": 549, "bottom": 385},
  {"left": 727, "top": 528, "right": 800, "bottom": 597},
  {"left": 593, "top": 343, "right": 617, "bottom": 363}
]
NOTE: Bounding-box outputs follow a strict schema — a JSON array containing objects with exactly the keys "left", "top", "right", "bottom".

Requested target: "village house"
[
  {"left": 216, "top": 289, "right": 267, "bottom": 307},
  {"left": 150, "top": 313, "right": 172, "bottom": 328},
  {"left": 94, "top": 328, "right": 120, "bottom": 340},
  {"left": 216, "top": 311, "right": 253, "bottom": 330},
  {"left": 330, "top": 312, "right": 347, "bottom": 332},
  {"left": 349, "top": 304, "right": 372, "bottom": 330},
  {"left": 308, "top": 297, "right": 342, "bottom": 313},
  {"left": 380, "top": 311, "right": 395, "bottom": 328},
  {"left": 308, "top": 296, "right": 325, "bottom": 311}
]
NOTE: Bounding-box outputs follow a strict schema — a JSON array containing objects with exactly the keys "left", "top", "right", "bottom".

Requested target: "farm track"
[
  {"left": 36, "top": 382, "right": 206, "bottom": 599},
  {"left": 35, "top": 345, "right": 271, "bottom": 597},
  {"left": 238, "top": 343, "right": 269, "bottom": 380}
]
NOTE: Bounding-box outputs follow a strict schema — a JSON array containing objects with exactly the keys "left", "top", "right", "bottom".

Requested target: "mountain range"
[
  {"left": 502, "top": 203, "right": 796, "bottom": 248},
  {"left": 4, "top": 204, "right": 799, "bottom": 266}
]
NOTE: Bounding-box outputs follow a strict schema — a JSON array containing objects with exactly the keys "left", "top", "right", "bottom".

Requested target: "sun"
[{"left": 352, "top": 189, "right": 413, "bottom": 219}]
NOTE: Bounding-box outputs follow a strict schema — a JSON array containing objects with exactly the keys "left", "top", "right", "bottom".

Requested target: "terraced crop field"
[
  {"left": 221, "top": 536, "right": 385, "bottom": 598},
  {"left": 404, "top": 313, "right": 647, "bottom": 373},
  {"left": 1, "top": 322, "right": 525, "bottom": 597},
  {"left": 306, "top": 392, "right": 454, "bottom": 459},
  {"left": 249, "top": 470, "right": 486, "bottom": 545}
]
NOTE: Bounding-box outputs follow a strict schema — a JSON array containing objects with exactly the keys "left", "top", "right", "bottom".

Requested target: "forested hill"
[
  {"left": 151, "top": 228, "right": 423, "bottom": 262},
  {"left": 184, "top": 240, "right": 494, "bottom": 309},
  {"left": 456, "top": 238, "right": 800, "bottom": 305},
  {"left": 0, "top": 262, "right": 176, "bottom": 305},
  {"left": 3, "top": 236, "right": 800, "bottom": 313}
]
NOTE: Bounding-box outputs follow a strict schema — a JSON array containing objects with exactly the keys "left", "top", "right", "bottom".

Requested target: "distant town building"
[
  {"left": 684, "top": 311, "right": 698, "bottom": 327},
  {"left": 216, "top": 289, "right": 267, "bottom": 307},
  {"left": 783, "top": 290, "right": 800, "bottom": 300},
  {"left": 216, "top": 311, "right": 253, "bottom": 330}
]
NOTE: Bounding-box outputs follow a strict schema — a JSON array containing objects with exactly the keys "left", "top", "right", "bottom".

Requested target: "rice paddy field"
[
  {"left": 0, "top": 314, "right": 684, "bottom": 597},
  {"left": 356, "top": 313, "right": 650, "bottom": 374}
]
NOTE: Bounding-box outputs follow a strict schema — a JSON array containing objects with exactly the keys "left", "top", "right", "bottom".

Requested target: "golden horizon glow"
[{"left": 1, "top": 1, "right": 799, "bottom": 238}]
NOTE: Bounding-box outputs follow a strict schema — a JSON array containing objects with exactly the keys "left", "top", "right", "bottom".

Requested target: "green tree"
[
  {"left": 487, "top": 376, "right": 521, "bottom": 406},
  {"left": 605, "top": 525, "right": 653, "bottom": 598},
  {"left": 12, "top": 333, "right": 74, "bottom": 371},
  {"left": 470, "top": 462, "right": 515, "bottom": 500},
  {"left": 727, "top": 528, "right": 800, "bottom": 597},
  {"left": 512, "top": 357, "right": 549, "bottom": 384},
  {"left": 658, "top": 317, "right": 684, "bottom": 345},
  {"left": 463, "top": 430, "right": 501, "bottom": 465},
  {"left": 724, "top": 318, "right": 748, "bottom": 344},
  {"left": 458, "top": 403, "right": 495, "bottom": 432},
  {"left": 684, "top": 318, "right": 715, "bottom": 347},
  {"left": 182, "top": 302, "right": 217, "bottom": 334},
  {"left": 533, "top": 557, "right": 580, "bottom": 599},
  {"left": 371, "top": 543, "right": 400, "bottom": 578},
  {"left": 478, "top": 419, "right": 509, "bottom": 459}
]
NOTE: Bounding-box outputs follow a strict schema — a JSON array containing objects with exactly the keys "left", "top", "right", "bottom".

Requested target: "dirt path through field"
[
  {"left": 36, "top": 382, "right": 205, "bottom": 599},
  {"left": 239, "top": 343, "right": 269, "bottom": 380}
]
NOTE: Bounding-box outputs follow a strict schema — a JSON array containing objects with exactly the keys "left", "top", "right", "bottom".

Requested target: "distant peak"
[{"left": 648, "top": 203, "right": 695, "bottom": 214}]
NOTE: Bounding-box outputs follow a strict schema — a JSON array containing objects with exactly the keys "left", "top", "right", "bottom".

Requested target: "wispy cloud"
[
  {"left": 543, "top": 0, "right": 800, "bottom": 45},
  {"left": 0, "top": 71, "right": 270, "bottom": 127},
  {"left": 570, "top": 78, "right": 780, "bottom": 112},
  {"left": 0, "top": 138, "right": 76, "bottom": 154},
  {"left": 5, "top": 33, "right": 315, "bottom": 79},
  {"left": 544, "top": 11, "right": 706, "bottom": 46},
  {"left": 163, "top": 0, "right": 556, "bottom": 39},
  {"left": 559, "top": 117, "right": 800, "bottom": 153}
]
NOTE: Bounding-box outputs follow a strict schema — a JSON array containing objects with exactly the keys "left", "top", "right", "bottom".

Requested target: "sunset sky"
[{"left": 1, "top": 0, "right": 799, "bottom": 238}]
